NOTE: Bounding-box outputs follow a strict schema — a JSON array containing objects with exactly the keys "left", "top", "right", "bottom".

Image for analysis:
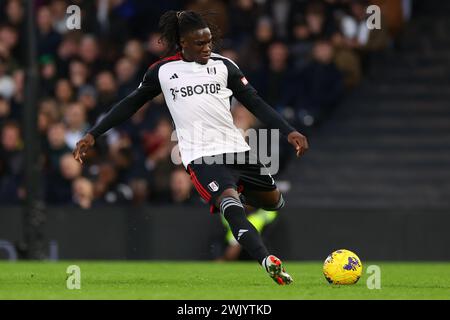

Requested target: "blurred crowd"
[{"left": 0, "top": 0, "right": 409, "bottom": 207}]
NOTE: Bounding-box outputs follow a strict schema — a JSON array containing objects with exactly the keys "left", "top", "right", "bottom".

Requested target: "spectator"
[
  {"left": 60, "top": 153, "right": 82, "bottom": 180},
  {"left": 0, "top": 1, "right": 393, "bottom": 207},
  {"left": 77, "top": 85, "right": 98, "bottom": 125},
  {"left": 289, "top": 16, "right": 314, "bottom": 71},
  {"left": 39, "top": 98, "right": 61, "bottom": 124},
  {"left": 0, "top": 121, "right": 23, "bottom": 203},
  {"left": 169, "top": 167, "right": 193, "bottom": 204},
  {"left": 56, "top": 33, "right": 80, "bottom": 77},
  {"left": 187, "top": 0, "right": 230, "bottom": 36},
  {"left": 64, "top": 102, "right": 88, "bottom": 150},
  {"left": 337, "top": 0, "right": 390, "bottom": 53},
  {"left": 78, "top": 35, "right": 105, "bottom": 75},
  {"left": 95, "top": 71, "right": 118, "bottom": 117},
  {"left": 83, "top": 0, "right": 131, "bottom": 45},
  {"left": 263, "top": 0, "right": 293, "bottom": 40},
  {"left": 93, "top": 162, "right": 133, "bottom": 205},
  {"left": 69, "top": 59, "right": 90, "bottom": 90},
  {"left": 108, "top": 134, "right": 134, "bottom": 183},
  {"left": 142, "top": 117, "right": 176, "bottom": 203},
  {"left": 0, "top": 54, "right": 15, "bottom": 100},
  {"left": 232, "top": 103, "right": 256, "bottom": 132},
  {"left": 304, "top": 1, "right": 337, "bottom": 40},
  {"left": 45, "top": 122, "right": 71, "bottom": 173},
  {"left": 5, "top": 0, "right": 25, "bottom": 28},
  {"left": 124, "top": 39, "right": 147, "bottom": 76},
  {"left": 0, "top": 97, "right": 11, "bottom": 126},
  {"left": 333, "top": 37, "right": 363, "bottom": 89},
  {"left": 5, "top": 0, "right": 25, "bottom": 63},
  {"left": 238, "top": 16, "right": 274, "bottom": 75},
  {"left": 72, "top": 177, "right": 95, "bottom": 209},
  {"left": 115, "top": 57, "right": 139, "bottom": 99},
  {"left": 36, "top": 6, "right": 61, "bottom": 56},
  {"left": 38, "top": 106, "right": 52, "bottom": 137},
  {"left": 54, "top": 78, "right": 74, "bottom": 110},
  {"left": 38, "top": 98, "right": 61, "bottom": 142},
  {"left": 219, "top": 47, "right": 240, "bottom": 65},
  {"left": 46, "top": 153, "right": 82, "bottom": 204},
  {"left": 129, "top": 178, "right": 148, "bottom": 206},
  {"left": 144, "top": 32, "right": 166, "bottom": 67},
  {"left": 228, "top": 0, "right": 262, "bottom": 46},
  {"left": 0, "top": 24, "right": 21, "bottom": 69},
  {"left": 282, "top": 39, "right": 344, "bottom": 129},
  {"left": 9, "top": 69, "right": 24, "bottom": 119},
  {"left": 256, "top": 41, "right": 291, "bottom": 108},
  {"left": 50, "top": 0, "right": 70, "bottom": 35}
]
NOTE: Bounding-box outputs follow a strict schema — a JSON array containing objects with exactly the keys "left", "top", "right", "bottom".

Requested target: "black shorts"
[{"left": 187, "top": 152, "right": 277, "bottom": 213}]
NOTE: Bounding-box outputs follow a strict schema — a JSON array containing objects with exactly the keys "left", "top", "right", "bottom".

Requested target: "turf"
[{"left": 0, "top": 261, "right": 449, "bottom": 300}]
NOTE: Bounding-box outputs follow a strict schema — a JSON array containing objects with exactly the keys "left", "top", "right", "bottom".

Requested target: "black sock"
[{"left": 220, "top": 197, "right": 269, "bottom": 264}]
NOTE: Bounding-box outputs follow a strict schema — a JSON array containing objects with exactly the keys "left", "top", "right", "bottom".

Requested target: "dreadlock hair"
[{"left": 158, "top": 10, "right": 221, "bottom": 57}]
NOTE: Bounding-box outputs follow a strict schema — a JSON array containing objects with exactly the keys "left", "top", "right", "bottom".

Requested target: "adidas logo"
[
  {"left": 170, "top": 73, "right": 179, "bottom": 80},
  {"left": 237, "top": 229, "right": 248, "bottom": 240}
]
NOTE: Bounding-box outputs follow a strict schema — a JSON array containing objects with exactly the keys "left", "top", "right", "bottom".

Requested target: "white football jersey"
[
  {"left": 139, "top": 52, "right": 253, "bottom": 168},
  {"left": 88, "top": 52, "right": 295, "bottom": 167}
]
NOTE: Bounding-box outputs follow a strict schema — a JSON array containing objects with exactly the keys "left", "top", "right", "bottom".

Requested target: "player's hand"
[
  {"left": 287, "top": 131, "right": 309, "bottom": 158},
  {"left": 73, "top": 133, "right": 95, "bottom": 164}
]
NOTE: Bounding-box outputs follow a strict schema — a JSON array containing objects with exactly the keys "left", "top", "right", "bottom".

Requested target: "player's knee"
[
  {"left": 262, "top": 192, "right": 285, "bottom": 211},
  {"left": 216, "top": 188, "right": 240, "bottom": 208}
]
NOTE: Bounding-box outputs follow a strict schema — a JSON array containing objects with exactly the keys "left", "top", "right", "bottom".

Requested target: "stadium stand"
[{"left": 280, "top": 0, "right": 450, "bottom": 209}]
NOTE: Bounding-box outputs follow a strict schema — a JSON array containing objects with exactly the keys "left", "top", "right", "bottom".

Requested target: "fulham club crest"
[
  {"left": 207, "top": 67, "right": 216, "bottom": 75},
  {"left": 208, "top": 181, "right": 219, "bottom": 192}
]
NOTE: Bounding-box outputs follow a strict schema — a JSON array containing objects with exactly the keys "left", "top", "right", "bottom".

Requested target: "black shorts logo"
[{"left": 208, "top": 181, "right": 219, "bottom": 192}]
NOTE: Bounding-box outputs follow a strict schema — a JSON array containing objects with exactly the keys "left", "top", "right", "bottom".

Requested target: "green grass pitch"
[{"left": 0, "top": 261, "right": 449, "bottom": 299}]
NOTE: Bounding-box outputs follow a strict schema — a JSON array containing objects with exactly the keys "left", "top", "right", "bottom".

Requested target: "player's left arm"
[{"left": 225, "top": 60, "right": 309, "bottom": 157}]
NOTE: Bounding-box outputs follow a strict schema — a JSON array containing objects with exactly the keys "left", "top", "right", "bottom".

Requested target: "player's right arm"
[{"left": 73, "top": 66, "right": 161, "bottom": 164}]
